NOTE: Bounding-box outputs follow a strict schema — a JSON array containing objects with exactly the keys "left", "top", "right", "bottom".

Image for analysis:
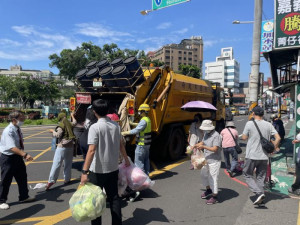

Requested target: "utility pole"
[{"left": 249, "top": 0, "right": 263, "bottom": 106}]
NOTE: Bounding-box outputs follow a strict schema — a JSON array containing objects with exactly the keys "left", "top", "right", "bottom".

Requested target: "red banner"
[{"left": 76, "top": 93, "right": 91, "bottom": 104}]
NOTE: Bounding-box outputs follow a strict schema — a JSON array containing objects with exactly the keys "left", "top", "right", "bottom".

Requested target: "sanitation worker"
[{"left": 122, "top": 103, "right": 152, "bottom": 175}]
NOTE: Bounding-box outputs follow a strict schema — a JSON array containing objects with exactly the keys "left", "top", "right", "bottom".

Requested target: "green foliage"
[
  {"left": 35, "top": 119, "right": 43, "bottom": 125},
  {"left": 49, "top": 42, "right": 139, "bottom": 81},
  {"left": 24, "top": 119, "right": 32, "bottom": 125},
  {"left": 178, "top": 64, "right": 201, "bottom": 79}
]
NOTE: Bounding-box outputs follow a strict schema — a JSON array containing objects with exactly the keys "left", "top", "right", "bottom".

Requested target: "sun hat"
[
  {"left": 226, "top": 121, "right": 235, "bottom": 128},
  {"left": 200, "top": 120, "right": 215, "bottom": 131}
]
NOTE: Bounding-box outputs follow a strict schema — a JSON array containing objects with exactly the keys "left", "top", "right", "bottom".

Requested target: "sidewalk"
[{"left": 269, "top": 117, "right": 296, "bottom": 195}]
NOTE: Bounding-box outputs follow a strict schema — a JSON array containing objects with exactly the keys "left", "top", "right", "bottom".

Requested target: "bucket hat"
[
  {"left": 200, "top": 120, "right": 215, "bottom": 131},
  {"left": 226, "top": 121, "right": 236, "bottom": 128}
]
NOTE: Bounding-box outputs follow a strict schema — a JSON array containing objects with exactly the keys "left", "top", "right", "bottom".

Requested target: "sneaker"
[
  {"left": 201, "top": 189, "right": 212, "bottom": 199},
  {"left": 64, "top": 180, "right": 71, "bottom": 185},
  {"left": 228, "top": 170, "right": 234, "bottom": 178},
  {"left": 253, "top": 193, "right": 265, "bottom": 205},
  {"left": 45, "top": 182, "right": 55, "bottom": 191},
  {"left": 19, "top": 196, "right": 35, "bottom": 203},
  {"left": 0, "top": 203, "right": 9, "bottom": 210},
  {"left": 129, "top": 191, "right": 140, "bottom": 202},
  {"left": 206, "top": 196, "right": 218, "bottom": 205}
]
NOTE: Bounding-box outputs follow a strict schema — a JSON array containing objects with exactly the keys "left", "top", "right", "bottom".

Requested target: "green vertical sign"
[
  {"left": 152, "top": 0, "right": 189, "bottom": 10},
  {"left": 295, "top": 84, "right": 300, "bottom": 162},
  {"left": 274, "top": 0, "right": 300, "bottom": 49}
]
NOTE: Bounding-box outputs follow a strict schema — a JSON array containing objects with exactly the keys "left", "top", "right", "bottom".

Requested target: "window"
[
  {"left": 184, "top": 57, "right": 186, "bottom": 60},
  {"left": 179, "top": 51, "right": 182, "bottom": 54},
  {"left": 165, "top": 50, "right": 170, "bottom": 53},
  {"left": 188, "top": 58, "right": 192, "bottom": 61},
  {"left": 188, "top": 52, "right": 192, "bottom": 55},
  {"left": 166, "top": 56, "right": 170, "bottom": 59},
  {"left": 184, "top": 52, "right": 186, "bottom": 54},
  {"left": 178, "top": 57, "right": 182, "bottom": 60},
  {"left": 194, "top": 55, "right": 198, "bottom": 58},
  {"left": 194, "top": 48, "right": 198, "bottom": 51}
]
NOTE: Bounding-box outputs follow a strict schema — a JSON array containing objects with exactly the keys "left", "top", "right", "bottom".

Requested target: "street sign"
[
  {"left": 274, "top": 0, "right": 300, "bottom": 49},
  {"left": 260, "top": 20, "right": 274, "bottom": 53},
  {"left": 152, "top": 0, "right": 189, "bottom": 10},
  {"left": 76, "top": 93, "right": 91, "bottom": 104},
  {"left": 93, "top": 81, "right": 102, "bottom": 87}
]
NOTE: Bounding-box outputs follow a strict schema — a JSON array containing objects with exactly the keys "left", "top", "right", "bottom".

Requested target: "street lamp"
[
  {"left": 140, "top": 9, "right": 153, "bottom": 15},
  {"left": 232, "top": 20, "right": 254, "bottom": 24}
]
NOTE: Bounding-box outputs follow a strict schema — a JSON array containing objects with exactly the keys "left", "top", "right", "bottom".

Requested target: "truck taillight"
[{"left": 127, "top": 99, "right": 135, "bottom": 116}]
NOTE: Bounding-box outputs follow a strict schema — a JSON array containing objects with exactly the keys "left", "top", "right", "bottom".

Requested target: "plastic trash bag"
[
  {"left": 69, "top": 183, "right": 106, "bottom": 222},
  {"left": 51, "top": 137, "right": 57, "bottom": 151},
  {"left": 191, "top": 149, "right": 206, "bottom": 170},
  {"left": 118, "top": 161, "right": 128, "bottom": 196},
  {"left": 29, "top": 183, "right": 47, "bottom": 190},
  {"left": 120, "top": 157, "right": 155, "bottom": 191}
]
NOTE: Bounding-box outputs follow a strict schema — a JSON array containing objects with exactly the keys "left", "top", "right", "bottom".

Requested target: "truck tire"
[{"left": 168, "top": 127, "right": 185, "bottom": 160}]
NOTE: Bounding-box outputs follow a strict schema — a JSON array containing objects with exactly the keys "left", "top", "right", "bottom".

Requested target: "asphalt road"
[{"left": 0, "top": 116, "right": 299, "bottom": 225}]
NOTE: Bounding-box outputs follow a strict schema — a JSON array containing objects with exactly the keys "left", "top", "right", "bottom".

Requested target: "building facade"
[
  {"left": 0, "top": 65, "right": 53, "bottom": 80},
  {"left": 205, "top": 47, "right": 240, "bottom": 93},
  {"left": 150, "top": 36, "right": 204, "bottom": 74}
]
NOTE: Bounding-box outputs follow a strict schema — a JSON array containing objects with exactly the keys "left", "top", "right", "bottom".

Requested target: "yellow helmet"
[{"left": 138, "top": 104, "right": 150, "bottom": 112}]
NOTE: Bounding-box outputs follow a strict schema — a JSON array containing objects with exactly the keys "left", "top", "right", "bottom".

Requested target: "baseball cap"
[{"left": 252, "top": 106, "right": 264, "bottom": 116}]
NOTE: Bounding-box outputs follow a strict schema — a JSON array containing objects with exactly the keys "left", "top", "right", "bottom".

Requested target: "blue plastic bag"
[{"left": 51, "top": 137, "right": 57, "bottom": 151}]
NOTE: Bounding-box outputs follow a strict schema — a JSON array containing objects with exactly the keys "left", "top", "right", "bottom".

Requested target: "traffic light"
[
  {"left": 70, "top": 97, "right": 76, "bottom": 112},
  {"left": 228, "top": 89, "right": 233, "bottom": 106}
]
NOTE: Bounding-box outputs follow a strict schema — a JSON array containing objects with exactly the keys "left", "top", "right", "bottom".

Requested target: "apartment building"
[
  {"left": 150, "top": 36, "right": 204, "bottom": 74},
  {"left": 205, "top": 47, "right": 240, "bottom": 93}
]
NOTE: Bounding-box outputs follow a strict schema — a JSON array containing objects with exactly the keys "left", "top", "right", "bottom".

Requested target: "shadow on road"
[
  {"left": 217, "top": 188, "right": 239, "bottom": 203},
  {"left": 0, "top": 204, "right": 44, "bottom": 224},
  {"left": 151, "top": 170, "right": 178, "bottom": 181},
  {"left": 123, "top": 208, "right": 169, "bottom": 225}
]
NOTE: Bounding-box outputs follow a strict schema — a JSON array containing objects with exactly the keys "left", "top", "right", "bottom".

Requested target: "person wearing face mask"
[
  {"left": 0, "top": 111, "right": 35, "bottom": 210},
  {"left": 193, "top": 120, "right": 222, "bottom": 205}
]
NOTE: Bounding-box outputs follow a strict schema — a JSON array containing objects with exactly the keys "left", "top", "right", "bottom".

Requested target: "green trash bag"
[{"left": 69, "top": 182, "right": 106, "bottom": 222}]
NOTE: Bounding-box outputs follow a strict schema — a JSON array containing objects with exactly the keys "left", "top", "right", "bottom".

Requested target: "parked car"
[
  {"left": 230, "top": 107, "right": 239, "bottom": 116},
  {"left": 238, "top": 107, "right": 249, "bottom": 115},
  {"left": 225, "top": 107, "right": 233, "bottom": 121},
  {"left": 266, "top": 107, "right": 272, "bottom": 114}
]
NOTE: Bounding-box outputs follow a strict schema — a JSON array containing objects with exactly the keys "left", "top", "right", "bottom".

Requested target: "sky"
[{"left": 0, "top": 0, "right": 274, "bottom": 82}]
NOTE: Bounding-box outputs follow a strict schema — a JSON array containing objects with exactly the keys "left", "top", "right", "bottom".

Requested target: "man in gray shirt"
[
  {"left": 80, "top": 99, "right": 130, "bottom": 225},
  {"left": 242, "top": 106, "right": 280, "bottom": 206}
]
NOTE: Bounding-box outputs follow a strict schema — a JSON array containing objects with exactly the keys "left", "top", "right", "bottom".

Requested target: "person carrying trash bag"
[
  {"left": 193, "top": 120, "right": 222, "bottom": 205},
  {"left": 121, "top": 103, "right": 152, "bottom": 202},
  {"left": 80, "top": 99, "right": 130, "bottom": 225}
]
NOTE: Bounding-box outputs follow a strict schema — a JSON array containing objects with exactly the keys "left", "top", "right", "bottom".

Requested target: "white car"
[{"left": 239, "top": 107, "right": 248, "bottom": 115}]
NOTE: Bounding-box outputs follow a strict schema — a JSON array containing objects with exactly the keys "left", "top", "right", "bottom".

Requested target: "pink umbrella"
[{"left": 181, "top": 101, "right": 217, "bottom": 112}]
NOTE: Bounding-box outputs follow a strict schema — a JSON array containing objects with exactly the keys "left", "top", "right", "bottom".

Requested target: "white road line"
[{"left": 237, "top": 119, "right": 245, "bottom": 122}]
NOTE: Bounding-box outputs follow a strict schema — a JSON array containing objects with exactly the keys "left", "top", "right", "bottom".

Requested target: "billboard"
[
  {"left": 261, "top": 20, "right": 274, "bottom": 53},
  {"left": 274, "top": 0, "right": 300, "bottom": 49}
]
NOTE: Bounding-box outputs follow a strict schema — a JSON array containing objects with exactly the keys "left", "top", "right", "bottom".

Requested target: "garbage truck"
[{"left": 73, "top": 62, "right": 225, "bottom": 160}]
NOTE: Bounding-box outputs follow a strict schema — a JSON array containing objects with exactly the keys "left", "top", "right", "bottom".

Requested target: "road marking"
[
  {"left": 25, "top": 147, "right": 50, "bottom": 166},
  {"left": 224, "top": 169, "right": 247, "bottom": 187},
  {"left": 26, "top": 137, "right": 51, "bottom": 139},
  {"left": 25, "top": 142, "right": 50, "bottom": 144},
  {"left": 2, "top": 157, "right": 189, "bottom": 224},
  {"left": 24, "top": 130, "right": 48, "bottom": 140},
  {"left": 0, "top": 216, "right": 52, "bottom": 224},
  {"left": 12, "top": 178, "right": 79, "bottom": 185},
  {"left": 30, "top": 159, "right": 84, "bottom": 164},
  {"left": 236, "top": 119, "right": 245, "bottom": 122},
  {"left": 26, "top": 150, "right": 47, "bottom": 152},
  {"left": 298, "top": 201, "right": 300, "bottom": 225}
]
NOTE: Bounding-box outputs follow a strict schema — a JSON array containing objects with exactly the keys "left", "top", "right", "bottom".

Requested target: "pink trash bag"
[{"left": 121, "top": 157, "right": 155, "bottom": 191}]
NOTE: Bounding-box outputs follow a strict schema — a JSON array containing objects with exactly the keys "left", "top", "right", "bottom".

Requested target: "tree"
[
  {"left": 178, "top": 64, "right": 201, "bottom": 79},
  {"left": 49, "top": 42, "right": 140, "bottom": 81}
]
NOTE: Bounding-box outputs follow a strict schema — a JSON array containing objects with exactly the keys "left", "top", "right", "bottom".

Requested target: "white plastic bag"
[
  {"left": 69, "top": 183, "right": 106, "bottom": 222},
  {"left": 191, "top": 149, "right": 206, "bottom": 170}
]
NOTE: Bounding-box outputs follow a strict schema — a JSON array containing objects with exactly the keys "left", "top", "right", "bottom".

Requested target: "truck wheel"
[{"left": 168, "top": 128, "right": 185, "bottom": 160}]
